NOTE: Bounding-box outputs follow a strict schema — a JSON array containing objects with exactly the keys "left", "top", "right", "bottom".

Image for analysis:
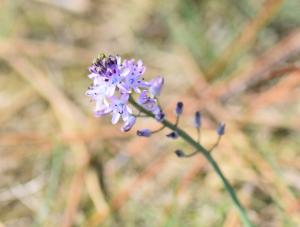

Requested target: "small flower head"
[
  {"left": 166, "top": 131, "right": 178, "bottom": 139},
  {"left": 122, "top": 59, "right": 148, "bottom": 93},
  {"left": 175, "top": 102, "right": 183, "bottom": 116},
  {"left": 194, "top": 111, "right": 201, "bottom": 128},
  {"left": 137, "top": 129, "right": 152, "bottom": 137},
  {"left": 216, "top": 123, "right": 225, "bottom": 136},
  {"left": 121, "top": 116, "right": 136, "bottom": 132},
  {"left": 109, "top": 94, "right": 132, "bottom": 124},
  {"left": 87, "top": 54, "right": 165, "bottom": 133},
  {"left": 149, "top": 76, "right": 164, "bottom": 97},
  {"left": 175, "top": 149, "right": 185, "bottom": 158}
]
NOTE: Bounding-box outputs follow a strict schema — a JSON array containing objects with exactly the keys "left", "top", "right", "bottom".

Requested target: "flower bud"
[
  {"left": 175, "top": 149, "right": 185, "bottom": 158},
  {"left": 155, "top": 109, "right": 165, "bottom": 122},
  {"left": 194, "top": 111, "right": 201, "bottom": 128},
  {"left": 149, "top": 76, "right": 164, "bottom": 96},
  {"left": 137, "top": 129, "right": 152, "bottom": 137},
  {"left": 121, "top": 116, "right": 136, "bottom": 132},
  {"left": 166, "top": 131, "right": 178, "bottom": 139},
  {"left": 216, "top": 123, "right": 225, "bottom": 136},
  {"left": 175, "top": 102, "right": 183, "bottom": 116}
]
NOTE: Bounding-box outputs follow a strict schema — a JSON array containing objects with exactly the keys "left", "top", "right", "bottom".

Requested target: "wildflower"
[
  {"left": 137, "top": 90, "right": 152, "bottom": 104},
  {"left": 86, "top": 54, "right": 165, "bottom": 131},
  {"left": 175, "top": 102, "right": 183, "bottom": 116},
  {"left": 149, "top": 76, "right": 164, "bottom": 97},
  {"left": 137, "top": 129, "right": 152, "bottom": 137},
  {"left": 88, "top": 55, "right": 129, "bottom": 96},
  {"left": 194, "top": 111, "right": 201, "bottom": 128},
  {"left": 216, "top": 123, "right": 225, "bottom": 136},
  {"left": 122, "top": 59, "right": 148, "bottom": 93},
  {"left": 109, "top": 95, "right": 132, "bottom": 124},
  {"left": 138, "top": 90, "right": 161, "bottom": 115}
]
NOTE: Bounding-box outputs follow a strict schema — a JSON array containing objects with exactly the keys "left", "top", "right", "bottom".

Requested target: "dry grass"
[{"left": 0, "top": 0, "right": 300, "bottom": 226}]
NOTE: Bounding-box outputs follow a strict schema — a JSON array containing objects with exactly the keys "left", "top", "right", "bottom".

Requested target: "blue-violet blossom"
[{"left": 86, "top": 54, "right": 165, "bottom": 131}]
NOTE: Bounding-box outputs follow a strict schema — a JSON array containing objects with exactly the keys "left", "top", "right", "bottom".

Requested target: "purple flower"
[
  {"left": 138, "top": 91, "right": 160, "bottom": 115},
  {"left": 217, "top": 123, "right": 225, "bottom": 136},
  {"left": 137, "top": 90, "right": 150, "bottom": 104},
  {"left": 89, "top": 55, "right": 122, "bottom": 76},
  {"left": 109, "top": 95, "right": 132, "bottom": 124},
  {"left": 91, "top": 93, "right": 132, "bottom": 123},
  {"left": 149, "top": 76, "right": 164, "bottom": 97},
  {"left": 88, "top": 55, "right": 129, "bottom": 96},
  {"left": 86, "top": 79, "right": 112, "bottom": 117},
  {"left": 137, "top": 129, "right": 152, "bottom": 137},
  {"left": 88, "top": 53, "right": 107, "bottom": 75},
  {"left": 86, "top": 54, "right": 166, "bottom": 132},
  {"left": 122, "top": 59, "right": 148, "bottom": 93},
  {"left": 121, "top": 115, "right": 136, "bottom": 132}
]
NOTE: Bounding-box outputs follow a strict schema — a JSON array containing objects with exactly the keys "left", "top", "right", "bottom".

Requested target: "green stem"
[{"left": 129, "top": 96, "right": 253, "bottom": 227}]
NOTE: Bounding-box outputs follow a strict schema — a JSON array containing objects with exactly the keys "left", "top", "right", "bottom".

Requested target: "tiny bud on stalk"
[
  {"left": 175, "top": 102, "right": 184, "bottom": 116},
  {"left": 194, "top": 111, "right": 201, "bottom": 128},
  {"left": 166, "top": 131, "right": 178, "bottom": 139},
  {"left": 217, "top": 123, "right": 225, "bottom": 136},
  {"left": 175, "top": 150, "right": 185, "bottom": 158},
  {"left": 137, "top": 129, "right": 152, "bottom": 137}
]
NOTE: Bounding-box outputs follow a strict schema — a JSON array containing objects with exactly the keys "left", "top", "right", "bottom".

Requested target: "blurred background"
[{"left": 0, "top": 0, "right": 300, "bottom": 226}]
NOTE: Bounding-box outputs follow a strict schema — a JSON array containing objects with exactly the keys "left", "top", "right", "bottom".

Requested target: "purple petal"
[
  {"left": 149, "top": 76, "right": 164, "bottom": 96},
  {"left": 106, "top": 85, "right": 116, "bottom": 97},
  {"left": 112, "top": 112, "right": 121, "bottom": 124},
  {"left": 121, "top": 116, "right": 136, "bottom": 132}
]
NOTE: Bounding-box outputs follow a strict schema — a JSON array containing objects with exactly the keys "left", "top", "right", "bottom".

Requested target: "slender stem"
[
  {"left": 182, "top": 150, "right": 198, "bottom": 158},
  {"left": 152, "top": 125, "right": 166, "bottom": 133},
  {"left": 175, "top": 115, "right": 179, "bottom": 127},
  {"left": 196, "top": 127, "right": 201, "bottom": 143},
  {"left": 129, "top": 96, "right": 253, "bottom": 227},
  {"left": 209, "top": 136, "right": 221, "bottom": 152}
]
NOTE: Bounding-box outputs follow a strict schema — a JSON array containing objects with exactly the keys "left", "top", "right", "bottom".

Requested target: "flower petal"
[{"left": 112, "top": 112, "right": 121, "bottom": 124}]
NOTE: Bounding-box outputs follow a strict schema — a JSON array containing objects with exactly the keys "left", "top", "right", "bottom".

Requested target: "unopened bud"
[
  {"left": 216, "top": 123, "right": 225, "bottom": 136},
  {"left": 175, "top": 149, "right": 185, "bottom": 158},
  {"left": 166, "top": 131, "right": 178, "bottom": 139},
  {"left": 137, "top": 129, "right": 152, "bottom": 137},
  {"left": 194, "top": 111, "right": 201, "bottom": 128},
  {"left": 175, "top": 102, "right": 184, "bottom": 116}
]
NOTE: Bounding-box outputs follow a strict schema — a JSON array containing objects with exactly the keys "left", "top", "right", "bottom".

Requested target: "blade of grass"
[{"left": 33, "top": 145, "right": 65, "bottom": 226}]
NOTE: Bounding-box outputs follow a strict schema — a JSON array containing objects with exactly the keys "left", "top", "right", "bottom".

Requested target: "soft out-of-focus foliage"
[{"left": 0, "top": 0, "right": 299, "bottom": 226}]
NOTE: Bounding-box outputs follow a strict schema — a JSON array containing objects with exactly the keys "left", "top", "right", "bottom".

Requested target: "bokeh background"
[{"left": 1, "top": 0, "right": 300, "bottom": 226}]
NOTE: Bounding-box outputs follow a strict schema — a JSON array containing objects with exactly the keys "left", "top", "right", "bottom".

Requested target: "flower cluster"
[{"left": 86, "top": 54, "right": 164, "bottom": 131}]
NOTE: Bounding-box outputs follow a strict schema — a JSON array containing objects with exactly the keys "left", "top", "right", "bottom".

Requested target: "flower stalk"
[
  {"left": 86, "top": 53, "right": 252, "bottom": 226},
  {"left": 129, "top": 96, "right": 253, "bottom": 227}
]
